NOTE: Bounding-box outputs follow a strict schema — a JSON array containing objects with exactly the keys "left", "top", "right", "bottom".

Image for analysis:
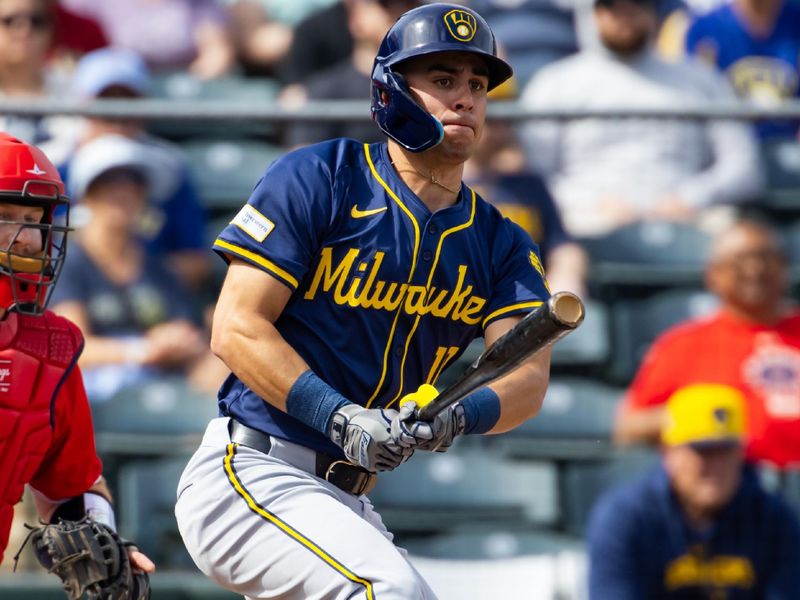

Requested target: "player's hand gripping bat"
[{"left": 400, "top": 291, "right": 585, "bottom": 421}]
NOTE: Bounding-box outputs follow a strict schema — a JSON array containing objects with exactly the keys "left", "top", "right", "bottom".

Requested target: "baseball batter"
[{"left": 175, "top": 4, "right": 552, "bottom": 599}]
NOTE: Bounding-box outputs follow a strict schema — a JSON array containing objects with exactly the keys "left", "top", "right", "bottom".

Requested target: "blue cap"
[{"left": 72, "top": 48, "right": 151, "bottom": 99}]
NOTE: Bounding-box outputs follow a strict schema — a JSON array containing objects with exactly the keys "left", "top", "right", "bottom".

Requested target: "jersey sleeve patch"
[{"left": 231, "top": 205, "right": 275, "bottom": 242}]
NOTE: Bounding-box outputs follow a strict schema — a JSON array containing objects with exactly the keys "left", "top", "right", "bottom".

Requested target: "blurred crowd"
[{"left": 3, "top": 0, "right": 800, "bottom": 594}]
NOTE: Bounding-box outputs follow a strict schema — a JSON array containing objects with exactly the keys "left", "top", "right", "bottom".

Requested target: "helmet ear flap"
[{"left": 371, "top": 66, "right": 444, "bottom": 153}]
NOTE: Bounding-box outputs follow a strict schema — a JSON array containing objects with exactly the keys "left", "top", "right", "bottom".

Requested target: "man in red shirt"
[
  {"left": 0, "top": 132, "right": 154, "bottom": 580},
  {"left": 614, "top": 217, "right": 800, "bottom": 468}
]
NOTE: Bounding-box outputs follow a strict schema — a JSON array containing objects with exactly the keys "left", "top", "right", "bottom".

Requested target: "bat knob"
[{"left": 549, "top": 291, "right": 585, "bottom": 329}]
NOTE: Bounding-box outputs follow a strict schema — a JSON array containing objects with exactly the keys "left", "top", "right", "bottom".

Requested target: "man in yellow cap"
[{"left": 587, "top": 384, "right": 800, "bottom": 599}]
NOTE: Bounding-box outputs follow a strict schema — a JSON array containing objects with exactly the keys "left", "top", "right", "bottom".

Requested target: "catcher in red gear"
[{"left": 0, "top": 133, "right": 154, "bottom": 589}]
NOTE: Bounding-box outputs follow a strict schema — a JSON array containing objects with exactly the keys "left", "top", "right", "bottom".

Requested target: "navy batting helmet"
[{"left": 371, "top": 3, "right": 513, "bottom": 153}]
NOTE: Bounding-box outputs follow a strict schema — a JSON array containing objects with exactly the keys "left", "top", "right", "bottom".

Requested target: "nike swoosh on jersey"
[{"left": 350, "top": 205, "right": 388, "bottom": 219}]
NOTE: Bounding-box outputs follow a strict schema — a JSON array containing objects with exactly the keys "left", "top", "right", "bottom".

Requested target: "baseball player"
[
  {"left": 175, "top": 4, "right": 551, "bottom": 599},
  {"left": 0, "top": 133, "right": 154, "bottom": 576}
]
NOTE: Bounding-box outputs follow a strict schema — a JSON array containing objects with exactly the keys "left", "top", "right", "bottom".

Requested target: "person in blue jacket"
[{"left": 588, "top": 383, "right": 800, "bottom": 599}]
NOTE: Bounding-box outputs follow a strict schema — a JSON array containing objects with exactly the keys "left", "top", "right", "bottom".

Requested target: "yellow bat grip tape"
[{"left": 399, "top": 384, "right": 439, "bottom": 409}]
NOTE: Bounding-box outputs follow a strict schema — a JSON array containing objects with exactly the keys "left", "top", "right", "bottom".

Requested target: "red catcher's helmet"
[{"left": 0, "top": 133, "right": 70, "bottom": 315}]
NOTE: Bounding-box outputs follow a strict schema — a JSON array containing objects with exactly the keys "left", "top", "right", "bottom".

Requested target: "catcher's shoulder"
[{"left": 16, "top": 310, "right": 84, "bottom": 366}]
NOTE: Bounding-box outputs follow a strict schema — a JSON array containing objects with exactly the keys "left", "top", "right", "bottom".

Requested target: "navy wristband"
[
  {"left": 285, "top": 370, "right": 351, "bottom": 435},
  {"left": 460, "top": 387, "right": 501, "bottom": 435}
]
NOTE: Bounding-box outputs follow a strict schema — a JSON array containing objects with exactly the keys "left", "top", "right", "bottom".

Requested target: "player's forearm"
[
  {"left": 485, "top": 347, "right": 551, "bottom": 434},
  {"left": 31, "top": 478, "right": 113, "bottom": 523},
  {"left": 210, "top": 310, "right": 309, "bottom": 411}
]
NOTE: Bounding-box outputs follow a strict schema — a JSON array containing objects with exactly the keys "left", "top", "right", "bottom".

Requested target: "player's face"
[
  {"left": 0, "top": 202, "right": 44, "bottom": 256},
  {"left": 400, "top": 52, "right": 489, "bottom": 163},
  {"left": 664, "top": 443, "right": 743, "bottom": 518},
  {"left": 707, "top": 224, "right": 787, "bottom": 315}
]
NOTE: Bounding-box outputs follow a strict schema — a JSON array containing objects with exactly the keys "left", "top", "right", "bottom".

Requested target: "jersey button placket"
[{"left": 421, "top": 220, "right": 438, "bottom": 264}]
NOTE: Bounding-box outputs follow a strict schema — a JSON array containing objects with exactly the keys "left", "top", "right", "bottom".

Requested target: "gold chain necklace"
[{"left": 392, "top": 160, "right": 461, "bottom": 195}]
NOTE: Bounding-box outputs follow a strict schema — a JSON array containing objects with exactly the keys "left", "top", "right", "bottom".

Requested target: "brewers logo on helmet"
[
  {"left": 370, "top": 3, "right": 513, "bottom": 152},
  {"left": 444, "top": 9, "right": 477, "bottom": 42}
]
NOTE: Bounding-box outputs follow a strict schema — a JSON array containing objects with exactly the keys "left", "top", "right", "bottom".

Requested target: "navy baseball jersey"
[
  {"left": 213, "top": 139, "right": 549, "bottom": 456},
  {"left": 686, "top": 1, "right": 800, "bottom": 139}
]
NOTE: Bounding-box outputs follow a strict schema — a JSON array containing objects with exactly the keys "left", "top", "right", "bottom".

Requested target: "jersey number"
[{"left": 426, "top": 346, "right": 460, "bottom": 384}]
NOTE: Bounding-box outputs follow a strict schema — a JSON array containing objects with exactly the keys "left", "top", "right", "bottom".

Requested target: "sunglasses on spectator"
[{"left": 0, "top": 12, "right": 51, "bottom": 31}]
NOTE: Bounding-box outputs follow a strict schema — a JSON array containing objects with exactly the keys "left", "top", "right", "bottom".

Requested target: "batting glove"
[
  {"left": 328, "top": 405, "right": 414, "bottom": 472},
  {"left": 391, "top": 401, "right": 466, "bottom": 452}
]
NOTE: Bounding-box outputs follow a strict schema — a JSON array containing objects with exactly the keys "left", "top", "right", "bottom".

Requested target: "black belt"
[{"left": 227, "top": 419, "right": 377, "bottom": 496}]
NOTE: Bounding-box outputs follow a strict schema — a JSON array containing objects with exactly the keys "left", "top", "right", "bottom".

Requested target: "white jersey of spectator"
[{"left": 520, "top": 47, "right": 763, "bottom": 237}]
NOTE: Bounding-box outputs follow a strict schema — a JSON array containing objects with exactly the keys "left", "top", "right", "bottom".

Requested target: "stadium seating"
[
  {"left": 410, "top": 549, "right": 588, "bottom": 600},
  {"left": 560, "top": 447, "right": 660, "bottom": 537},
  {"left": 579, "top": 221, "right": 712, "bottom": 294},
  {"left": 369, "top": 448, "right": 559, "bottom": 533},
  {"left": 781, "top": 220, "right": 800, "bottom": 291},
  {"left": 550, "top": 298, "right": 610, "bottom": 368},
  {"left": 91, "top": 376, "right": 218, "bottom": 457},
  {"left": 116, "top": 456, "right": 195, "bottom": 568},
  {"left": 0, "top": 572, "right": 243, "bottom": 600},
  {"left": 759, "top": 139, "right": 800, "bottom": 215},
  {"left": 182, "top": 138, "right": 285, "bottom": 212},
  {"left": 607, "top": 288, "right": 718, "bottom": 383},
  {"left": 148, "top": 73, "right": 281, "bottom": 139},
  {"left": 151, "top": 73, "right": 281, "bottom": 103},
  {"left": 401, "top": 528, "right": 583, "bottom": 560},
  {"left": 494, "top": 376, "right": 622, "bottom": 461}
]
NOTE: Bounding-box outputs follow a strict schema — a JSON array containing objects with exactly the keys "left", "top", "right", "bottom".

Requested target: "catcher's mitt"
[{"left": 22, "top": 517, "right": 150, "bottom": 600}]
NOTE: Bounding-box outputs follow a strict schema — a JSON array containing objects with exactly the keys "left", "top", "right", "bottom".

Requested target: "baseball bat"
[{"left": 406, "top": 291, "right": 585, "bottom": 421}]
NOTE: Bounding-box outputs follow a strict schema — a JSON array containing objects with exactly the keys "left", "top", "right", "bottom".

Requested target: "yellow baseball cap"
[{"left": 661, "top": 384, "right": 746, "bottom": 447}]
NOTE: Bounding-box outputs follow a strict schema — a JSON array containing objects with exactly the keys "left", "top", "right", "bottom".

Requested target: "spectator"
[
  {"left": 49, "top": 1, "right": 107, "bottom": 64},
  {"left": 60, "top": 0, "right": 235, "bottom": 78},
  {"left": 0, "top": 0, "right": 61, "bottom": 142},
  {"left": 520, "top": 0, "right": 763, "bottom": 238},
  {"left": 614, "top": 217, "right": 800, "bottom": 468},
  {"left": 0, "top": 1, "right": 107, "bottom": 143},
  {"left": 49, "top": 135, "right": 228, "bottom": 403},
  {"left": 278, "top": 0, "right": 351, "bottom": 86},
  {"left": 285, "top": 0, "right": 418, "bottom": 148},
  {"left": 42, "top": 47, "right": 212, "bottom": 291},
  {"left": 469, "top": 0, "right": 579, "bottom": 88},
  {"left": 589, "top": 384, "right": 800, "bottom": 599},
  {"left": 686, "top": 0, "right": 800, "bottom": 139},
  {"left": 225, "top": 0, "right": 293, "bottom": 77},
  {"left": 463, "top": 120, "right": 588, "bottom": 296}
]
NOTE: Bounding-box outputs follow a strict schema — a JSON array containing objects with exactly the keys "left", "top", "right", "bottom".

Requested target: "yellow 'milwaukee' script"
[{"left": 303, "top": 247, "right": 486, "bottom": 325}]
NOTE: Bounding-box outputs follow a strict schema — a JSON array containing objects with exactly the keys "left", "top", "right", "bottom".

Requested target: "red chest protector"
[{"left": 0, "top": 311, "right": 82, "bottom": 558}]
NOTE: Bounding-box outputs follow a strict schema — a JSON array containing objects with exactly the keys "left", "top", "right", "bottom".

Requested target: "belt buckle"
[
  {"left": 325, "top": 460, "right": 375, "bottom": 496},
  {"left": 324, "top": 460, "right": 353, "bottom": 480}
]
